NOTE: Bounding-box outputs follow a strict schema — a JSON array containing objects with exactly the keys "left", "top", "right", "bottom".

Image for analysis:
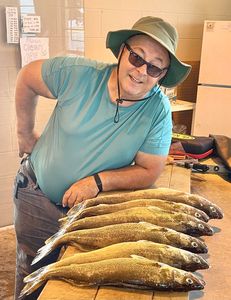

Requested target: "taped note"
[{"left": 20, "top": 37, "right": 49, "bottom": 67}]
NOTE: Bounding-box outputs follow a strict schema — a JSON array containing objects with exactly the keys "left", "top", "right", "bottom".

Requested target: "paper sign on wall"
[
  {"left": 22, "top": 15, "right": 41, "bottom": 33},
  {"left": 20, "top": 37, "right": 49, "bottom": 67},
  {"left": 6, "top": 7, "right": 19, "bottom": 43}
]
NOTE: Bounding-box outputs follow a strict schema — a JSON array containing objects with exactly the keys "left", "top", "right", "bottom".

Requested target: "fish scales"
[
  {"left": 60, "top": 198, "right": 209, "bottom": 225},
  {"left": 30, "top": 241, "right": 209, "bottom": 274},
  {"left": 64, "top": 206, "right": 213, "bottom": 236},
  {"left": 32, "top": 222, "right": 208, "bottom": 265},
  {"left": 68, "top": 187, "right": 223, "bottom": 219},
  {"left": 21, "top": 256, "right": 205, "bottom": 298}
]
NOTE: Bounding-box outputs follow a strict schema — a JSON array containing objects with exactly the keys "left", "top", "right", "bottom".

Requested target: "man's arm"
[
  {"left": 15, "top": 59, "right": 55, "bottom": 157},
  {"left": 62, "top": 151, "right": 167, "bottom": 208}
]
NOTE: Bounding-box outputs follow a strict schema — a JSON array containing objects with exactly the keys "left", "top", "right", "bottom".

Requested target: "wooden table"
[{"left": 39, "top": 165, "right": 191, "bottom": 300}]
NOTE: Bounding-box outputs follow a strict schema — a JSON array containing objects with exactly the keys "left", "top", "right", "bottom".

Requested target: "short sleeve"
[
  {"left": 42, "top": 57, "right": 79, "bottom": 99},
  {"left": 139, "top": 96, "right": 172, "bottom": 156}
]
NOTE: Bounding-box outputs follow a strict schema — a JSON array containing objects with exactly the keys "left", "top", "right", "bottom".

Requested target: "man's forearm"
[{"left": 99, "top": 163, "right": 163, "bottom": 192}]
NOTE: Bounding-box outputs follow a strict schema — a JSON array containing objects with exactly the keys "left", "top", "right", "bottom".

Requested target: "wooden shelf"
[{"left": 170, "top": 99, "right": 195, "bottom": 112}]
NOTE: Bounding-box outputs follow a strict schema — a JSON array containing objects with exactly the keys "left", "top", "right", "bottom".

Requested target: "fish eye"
[
  {"left": 198, "top": 224, "right": 204, "bottom": 229},
  {"left": 192, "top": 241, "right": 198, "bottom": 248},
  {"left": 193, "top": 257, "right": 200, "bottom": 263},
  {"left": 186, "top": 278, "right": 194, "bottom": 285},
  {"left": 195, "top": 212, "right": 201, "bottom": 218},
  {"left": 210, "top": 206, "right": 216, "bottom": 212}
]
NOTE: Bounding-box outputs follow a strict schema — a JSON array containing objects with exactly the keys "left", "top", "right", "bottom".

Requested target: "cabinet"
[{"left": 170, "top": 99, "right": 195, "bottom": 134}]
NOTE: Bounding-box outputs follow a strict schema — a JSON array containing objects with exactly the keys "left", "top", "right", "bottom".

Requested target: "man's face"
[{"left": 118, "top": 34, "right": 170, "bottom": 100}]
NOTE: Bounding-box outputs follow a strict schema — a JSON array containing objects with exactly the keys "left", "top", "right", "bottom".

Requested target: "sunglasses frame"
[{"left": 124, "top": 43, "right": 168, "bottom": 78}]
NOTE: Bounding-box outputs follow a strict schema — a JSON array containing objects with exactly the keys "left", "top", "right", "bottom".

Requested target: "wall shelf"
[{"left": 170, "top": 99, "right": 195, "bottom": 112}]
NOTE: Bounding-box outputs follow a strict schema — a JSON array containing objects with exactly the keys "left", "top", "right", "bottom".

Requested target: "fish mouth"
[
  {"left": 191, "top": 256, "right": 210, "bottom": 270},
  {"left": 185, "top": 276, "right": 206, "bottom": 291},
  {"left": 198, "top": 223, "right": 214, "bottom": 236},
  {"left": 185, "top": 224, "right": 213, "bottom": 237},
  {"left": 153, "top": 279, "right": 205, "bottom": 291},
  {"left": 209, "top": 205, "right": 224, "bottom": 219}
]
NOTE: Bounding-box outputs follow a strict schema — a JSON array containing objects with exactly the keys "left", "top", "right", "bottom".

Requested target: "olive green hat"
[{"left": 106, "top": 16, "right": 191, "bottom": 88}]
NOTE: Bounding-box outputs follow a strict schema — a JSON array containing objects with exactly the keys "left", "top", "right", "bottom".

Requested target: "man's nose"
[{"left": 136, "top": 63, "right": 148, "bottom": 75}]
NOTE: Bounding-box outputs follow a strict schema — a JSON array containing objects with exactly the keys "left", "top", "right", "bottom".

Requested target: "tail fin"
[
  {"left": 58, "top": 213, "right": 82, "bottom": 228},
  {"left": 32, "top": 229, "right": 66, "bottom": 265},
  {"left": 32, "top": 242, "right": 55, "bottom": 265},
  {"left": 24, "top": 266, "right": 49, "bottom": 283},
  {"left": 67, "top": 201, "right": 86, "bottom": 216},
  {"left": 45, "top": 227, "right": 66, "bottom": 245},
  {"left": 19, "top": 266, "right": 49, "bottom": 299}
]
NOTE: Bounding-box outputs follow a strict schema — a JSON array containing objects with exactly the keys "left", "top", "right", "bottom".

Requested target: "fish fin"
[
  {"left": 130, "top": 255, "right": 163, "bottom": 267},
  {"left": 67, "top": 201, "right": 86, "bottom": 216},
  {"left": 58, "top": 216, "right": 69, "bottom": 225},
  {"left": 130, "top": 254, "right": 147, "bottom": 259},
  {"left": 57, "top": 215, "right": 76, "bottom": 228},
  {"left": 32, "top": 239, "right": 58, "bottom": 265},
  {"left": 139, "top": 221, "right": 162, "bottom": 230},
  {"left": 24, "top": 265, "right": 49, "bottom": 283},
  {"left": 19, "top": 267, "right": 48, "bottom": 298},
  {"left": 45, "top": 228, "right": 66, "bottom": 245}
]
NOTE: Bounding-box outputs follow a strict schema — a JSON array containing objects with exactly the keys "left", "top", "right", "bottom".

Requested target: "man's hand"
[
  {"left": 62, "top": 176, "right": 99, "bottom": 208},
  {"left": 17, "top": 131, "right": 40, "bottom": 157}
]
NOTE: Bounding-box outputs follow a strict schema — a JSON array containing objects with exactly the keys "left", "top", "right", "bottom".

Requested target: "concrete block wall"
[{"left": 84, "top": 0, "right": 231, "bottom": 62}]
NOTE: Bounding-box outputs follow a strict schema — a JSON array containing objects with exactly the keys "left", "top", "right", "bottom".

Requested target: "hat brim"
[{"left": 106, "top": 29, "right": 191, "bottom": 88}]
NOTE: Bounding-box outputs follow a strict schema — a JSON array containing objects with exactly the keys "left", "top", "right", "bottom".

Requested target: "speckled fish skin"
[
  {"left": 32, "top": 222, "right": 208, "bottom": 265},
  {"left": 60, "top": 198, "right": 209, "bottom": 225},
  {"left": 64, "top": 206, "right": 213, "bottom": 237},
  {"left": 67, "top": 188, "right": 223, "bottom": 219},
  {"left": 21, "top": 256, "right": 205, "bottom": 298},
  {"left": 34, "top": 240, "right": 209, "bottom": 272}
]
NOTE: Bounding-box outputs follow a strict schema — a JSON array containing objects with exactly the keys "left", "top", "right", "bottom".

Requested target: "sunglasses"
[{"left": 124, "top": 43, "right": 168, "bottom": 78}]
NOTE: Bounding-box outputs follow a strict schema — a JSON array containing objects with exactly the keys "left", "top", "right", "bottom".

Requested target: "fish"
[
  {"left": 67, "top": 187, "right": 223, "bottom": 219},
  {"left": 29, "top": 240, "right": 209, "bottom": 273},
  {"left": 60, "top": 198, "right": 209, "bottom": 226},
  {"left": 20, "top": 256, "right": 205, "bottom": 298},
  {"left": 61, "top": 206, "right": 213, "bottom": 237},
  {"left": 32, "top": 222, "right": 208, "bottom": 265}
]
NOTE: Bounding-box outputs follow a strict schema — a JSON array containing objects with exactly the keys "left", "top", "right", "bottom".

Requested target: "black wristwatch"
[{"left": 93, "top": 173, "right": 103, "bottom": 193}]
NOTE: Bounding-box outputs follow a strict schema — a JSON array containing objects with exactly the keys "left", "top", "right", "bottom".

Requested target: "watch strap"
[{"left": 93, "top": 173, "right": 103, "bottom": 193}]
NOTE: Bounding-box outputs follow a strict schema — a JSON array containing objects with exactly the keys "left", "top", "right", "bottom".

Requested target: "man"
[{"left": 14, "top": 16, "right": 191, "bottom": 299}]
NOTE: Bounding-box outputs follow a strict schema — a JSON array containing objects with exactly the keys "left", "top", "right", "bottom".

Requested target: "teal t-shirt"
[{"left": 30, "top": 56, "right": 172, "bottom": 204}]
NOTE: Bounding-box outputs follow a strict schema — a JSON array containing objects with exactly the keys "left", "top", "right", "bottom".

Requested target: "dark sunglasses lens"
[
  {"left": 129, "top": 52, "right": 144, "bottom": 67},
  {"left": 147, "top": 65, "right": 163, "bottom": 78},
  {"left": 127, "top": 46, "right": 165, "bottom": 78}
]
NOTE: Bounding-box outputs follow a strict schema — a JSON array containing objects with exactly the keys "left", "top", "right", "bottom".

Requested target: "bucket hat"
[{"left": 106, "top": 16, "right": 191, "bottom": 88}]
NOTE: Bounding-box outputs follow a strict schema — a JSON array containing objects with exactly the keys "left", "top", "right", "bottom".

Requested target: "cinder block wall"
[
  {"left": 84, "top": 0, "right": 231, "bottom": 62},
  {"left": 1, "top": 0, "right": 231, "bottom": 226}
]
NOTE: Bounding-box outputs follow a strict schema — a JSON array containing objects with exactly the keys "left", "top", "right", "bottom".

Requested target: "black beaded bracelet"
[{"left": 93, "top": 173, "right": 103, "bottom": 193}]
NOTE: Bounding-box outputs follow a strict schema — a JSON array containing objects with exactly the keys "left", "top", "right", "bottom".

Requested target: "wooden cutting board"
[{"left": 39, "top": 164, "right": 191, "bottom": 300}]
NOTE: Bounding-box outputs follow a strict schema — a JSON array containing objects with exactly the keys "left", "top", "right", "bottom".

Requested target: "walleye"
[
  {"left": 21, "top": 256, "right": 205, "bottom": 298},
  {"left": 61, "top": 206, "right": 213, "bottom": 236},
  {"left": 60, "top": 198, "right": 209, "bottom": 226},
  {"left": 32, "top": 222, "right": 208, "bottom": 265},
  {"left": 29, "top": 241, "right": 209, "bottom": 274},
  {"left": 68, "top": 187, "right": 223, "bottom": 219}
]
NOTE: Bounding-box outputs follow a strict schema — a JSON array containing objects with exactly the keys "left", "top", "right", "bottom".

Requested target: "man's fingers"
[{"left": 62, "top": 190, "right": 72, "bottom": 207}]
